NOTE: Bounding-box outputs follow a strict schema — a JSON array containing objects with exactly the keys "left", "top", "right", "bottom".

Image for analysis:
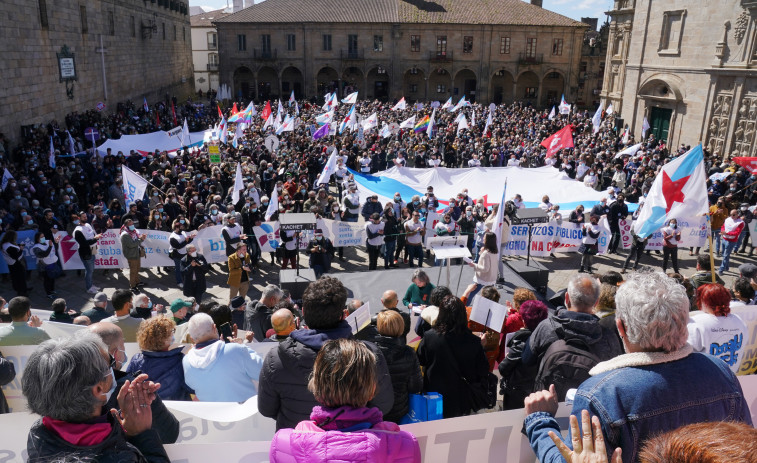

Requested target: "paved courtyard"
[{"left": 5, "top": 243, "right": 748, "bottom": 315}]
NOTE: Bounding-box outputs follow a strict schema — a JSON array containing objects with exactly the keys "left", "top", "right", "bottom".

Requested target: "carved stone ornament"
[{"left": 734, "top": 10, "right": 750, "bottom": 44}]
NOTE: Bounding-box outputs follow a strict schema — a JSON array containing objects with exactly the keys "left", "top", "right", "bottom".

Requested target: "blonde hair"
[
  {"left": 136, "top": 316, "right": 175, "bottom": 352},
  {"left": 308, "top": 339, "right": 376, "bottom": 408},
  {"left": 376, "top": 310, "right": 404, "bottom": 337}
]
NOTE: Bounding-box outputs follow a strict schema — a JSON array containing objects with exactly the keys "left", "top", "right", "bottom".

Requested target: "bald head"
[
  {"left": 88, "top": 322, "right": 124, "bottom": 351},
  {"left": 271, "top": 309, "right": 295, "bottom": 336},
  {"left": 381, "top": 290, "right": 398, "bottom": 309},
  {"left": 73, "top": 315, "right": 91, "bottom": 326}
]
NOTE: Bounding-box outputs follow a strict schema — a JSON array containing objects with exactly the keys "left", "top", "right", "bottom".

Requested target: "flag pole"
[{"left": 706, "top": 213, "right": 717, "bottom": 283}]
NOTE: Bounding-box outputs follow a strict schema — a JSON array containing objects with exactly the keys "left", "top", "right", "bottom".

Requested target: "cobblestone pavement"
[{"left": 5, "top": 243, "right": 748, "bottom": 314}]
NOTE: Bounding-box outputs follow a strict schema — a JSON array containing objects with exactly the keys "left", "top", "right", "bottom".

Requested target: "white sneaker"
[
  {"left": 91, "top": 285, "right": 101, "bottom": 291},
  {"left": 87, "top": 287, "right": 98, "bottom": 294},
  {"left": 178, "top": 283, "right": 184, "bottom": 289}
]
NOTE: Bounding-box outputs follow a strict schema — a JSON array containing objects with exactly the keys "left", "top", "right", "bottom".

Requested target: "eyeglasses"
[{"left": 108, "top": 354, "right": 117, "bottom": 370}]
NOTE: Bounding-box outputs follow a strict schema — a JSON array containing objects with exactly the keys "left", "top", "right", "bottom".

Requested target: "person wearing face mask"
[
  {"left": 126, "top": 316, "right": 193, "bottom": 401},
  {"left": 169, "top": 220, "right": 196, "bottom": 289},
  {"left": 222, "top": 213, "right": 247, "bottom": 257},
  {"left": 8, "top": 189, "right": 29, "bottom": 213},
  {"left": 130, "top": 294, "right": 160, "bottom": 320},
  {"left": 365, "top": 213, "right": 385, "bottom": 271},
  {"left": 22, "top": 332, "right": 172, "bottom": 462},
  {"left": 227, "top": 243, "right": 252, "bottom": 303},
  {"left": 719, "top": 209, "right": 745, "bottom": 275},
  {"left": 382, "top": 206, "right": 400, "bottom": 269},
  {"left": 101, "top": 289, "right": 142, "bottom": 343},
  {"left": 578, "top": 215, "right": 601, "bottom": 273},
  {"left": 74, "top": 211, "right": 104, "bottom": 294},
  {"left": 241, "top": 199, "right": 263, "bottom": 267},
  {"left": 120, "top": 218, "right": 147, "bottom": 294},
  {"left": 0, "top": 230, "right": 31, "bottom": 297},
  {"left": 607, "top": 193, "right": 628, "bottom": 254},
  {"left": 181, "top": 244, "right": 210, "bottom": 302},
  {"left": 342, "top": 184, "right": 360, "bottom": 222},
  {"left": 0, "top": 296, "right": 49, "bottom": 346},
  {"left": 306, "top": 229, "right": 335, "bottom": 277},
  {"left": 458, "top": 206, "right": 477, "bottom": 252},
  {"left": 32, "top": 231, "right": 62, "bottom": 299},
  {"left": 661, "top": 218, "right": 682, "bottom": 274}
]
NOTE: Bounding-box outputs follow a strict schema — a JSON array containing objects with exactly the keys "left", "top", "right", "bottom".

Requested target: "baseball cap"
[
  {"left": 739, "top": 263, "right": 757, "bottom": 280},
  {"left": 170, "top": 298, "right": 193, "bottom": 313},
  {"left": 93, "top": 292, "right": 108, "bottom": 303}
]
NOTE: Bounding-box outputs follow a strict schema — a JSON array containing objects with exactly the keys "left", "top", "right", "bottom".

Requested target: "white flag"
[
  {"left": 262, "top": 113, "right": 274, "bottom": 130},
  {"left": 392, "top": 97, "right": 407, "bottom": 111},
  {"left": 642, "top": 117, "right": 651, "bottom": 139},
  {"left": 276, "top": 115, "right": 295, "bottom": 135},
  {"left": 559, "top": 94, "right": 571, "bottom": 115},
  {"left": 233, "top": 122, "right": 245, "bottom": 148},
  {"left": 316, "top": 150, "right": 338, "bottom": 186},
  {"left": 621, "top": 128, "right": 630, "bottom": 144},
  {"left": 592, "top": 103, "right": 603, "bottom": 135},
  {"left": 380, "top": 123, "right": 392, "bottom": 139},
  {"left": 289, "top": 90, "right": 295, "bottom": 105},
  {"left": 232, "top": 163, "right": 244, "bottom": 205},
  {"left": 265, "top": 186, "right": 279, "bottom": 221},
  {"left": 457, "top": 115, "right": 469, "bottom": 135},
  {"left": 399, "top": 115, "right": 416, "bottom": 129},
  {"left": 1, "top": 169, "right": 14, "bottom": 191},
  {"left": 49, "top": 136, "right": 56, "bottom": 169},
  {"left": 441, "top": 97, "right": 453, "bottom": 109},
  {"left": 606, "top": 103, "right": 614, "bottom": 115},
  {"left": 427, "top": 108, "right": 436, "bottom": 138},
  {"left": 451, "top": 96, "right": 468, "bottom": 112},
  {"left": 294, "top": 101, "right": 300, "bottom": 116},
  {"left": 180, "top": 119, "right": 191, "bottom": 146},
  {"left": 548, "top": 106, "right": 556, "bottom": 121},
  {"left": 483, "top": 110, "right": 492, "bottom": 137},
  {"left": 121, "top": 165, "right": 148, "bottom": 207},
  {"left": 341, "top": 92, "right": 358, "bottom": 104},
  {"left": 277, "top": 99, "right": 284, "bottom": 117},
  {"left": 471, "top": 109, "right": 476, "bottom": 127},
  {"left": 614, "top": 142, "right": 643, "bottom": 159},
  {"left": 361, "top": 112, "right": 378, "bottom": 132},
  {"left": 67, "top": 130, "right": 77, "bottom": 156}
]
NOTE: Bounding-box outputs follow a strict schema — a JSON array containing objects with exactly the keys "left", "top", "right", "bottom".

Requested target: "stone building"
[
  {"left": 575, "top": 18, "right": 609, "bottom": 109},
  {"left": 191, "top": 7, "right": 231, "bottom": 94},
  {"left": 213, "top": 0, "right": 587, "bottom": 105},
  {"left": 601, "top": 0, "right": 757, "bottom": 155},
  {"left": 0, "top": 0, "right": 193, "bottom": 146}
]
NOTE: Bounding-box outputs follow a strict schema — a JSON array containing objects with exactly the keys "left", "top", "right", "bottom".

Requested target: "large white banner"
[
  {"left": 1, "top": 375, "right": 755, "bottom": 462},
  {"left": 96, "top": 128, "right": 210, "bottom": 157},
  {"left": 253, "top": 219, "right": 363, "bottom": 252}
]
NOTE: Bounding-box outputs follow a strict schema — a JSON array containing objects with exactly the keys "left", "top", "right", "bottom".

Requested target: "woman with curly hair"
[
  {"left": 687, "top": 283, "right": 748, "bottom": 373},
  {"left": 126, "top": 316, "right": 193, "bottom": 401}
]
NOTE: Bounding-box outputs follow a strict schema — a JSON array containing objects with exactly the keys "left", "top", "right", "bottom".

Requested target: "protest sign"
[{"left": 733, "top": 305, "right": 757, "bottom": 375}]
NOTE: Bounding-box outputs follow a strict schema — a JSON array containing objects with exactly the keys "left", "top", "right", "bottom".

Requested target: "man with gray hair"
[
  {"left": 244, "top": 284, "right": 283, "bottom": 341},
  {"left": 521, "top": 274, "right": 623, "bottom": 399},
  {"left": 183, "top": 313, "right": 264, "bottom": 402}
]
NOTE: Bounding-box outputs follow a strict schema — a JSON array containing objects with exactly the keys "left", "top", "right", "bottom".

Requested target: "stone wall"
[
  {"left": 0, "top": 0, "right": 193, "bottom": 147},
  {"left": 215, "top": 21, "right": 586, "bottom": 106}
]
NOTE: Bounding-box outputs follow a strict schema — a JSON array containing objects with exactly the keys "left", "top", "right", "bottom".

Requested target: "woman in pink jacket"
[{"left": 269, "top": 338, "right": 421, "bottom": 463}]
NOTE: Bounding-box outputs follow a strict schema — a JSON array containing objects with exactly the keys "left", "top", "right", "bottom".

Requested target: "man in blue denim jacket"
[{"left": 523, "top": 272, "right": 752, "bottom": 463}]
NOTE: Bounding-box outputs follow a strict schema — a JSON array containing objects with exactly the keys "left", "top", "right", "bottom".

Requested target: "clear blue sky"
[{"left": 190, "top": 0, "right": 611, "bottom": 24}]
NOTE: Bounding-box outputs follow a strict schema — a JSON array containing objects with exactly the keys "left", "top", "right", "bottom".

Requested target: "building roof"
[
  {"left": 214, "top": 0, "right": 586, "bottom": 27},
  {"left": 191, "top": 8, "right": 232, "bottom": 27}
]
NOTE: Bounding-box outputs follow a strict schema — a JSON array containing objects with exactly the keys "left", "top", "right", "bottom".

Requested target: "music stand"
[
  {"left": 427, "top": 236, "right": 471, "bottom": 294},
  {"left": 279, "top": 213, "right": 317, "bottom": 276},
  {"left": 512, "top": 208, "right": 549, "bottom": 266}
]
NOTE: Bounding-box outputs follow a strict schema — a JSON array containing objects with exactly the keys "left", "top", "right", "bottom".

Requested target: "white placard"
[
  {"left": 345, "top": 302, "right": 371, "bottom": 334},
  {"left": 469, "top": 296, "right": 507, "bottom": 333}
]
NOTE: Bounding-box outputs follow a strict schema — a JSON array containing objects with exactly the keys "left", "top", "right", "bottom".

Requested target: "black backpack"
[{"left": 534, "top": 338, "right": 601, "bottom": 401}]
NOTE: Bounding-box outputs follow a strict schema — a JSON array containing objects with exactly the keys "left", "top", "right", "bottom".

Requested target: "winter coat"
[
  {"left": 416, "top": 328, "right": 489, "bottom": 419},
  {"left": 258, "top": 321, "right": 395, "bottom": 430},
  {"left": 270, "top": 405, "right": 420, "bottom": 463},
  {"left": 244, "top": 300, "right": 275, "bottom": 342},
  {"left": 126, "top": 348, "right": 193, "bottom": 401},
  {"left": 0, "top": 351, "right": 16, "bottom": 414},
  {"left": 26, "top": 413, "right": 169, "bottom": 463},
  {"left": 498, "top": 329, "right": 538, "bottom": 410},
  {"left": 180, "top": 253, "right": 209, "bottom": 298},
  {"left": 372, "top": 335, "right": 423, "bottom": 423},
  {"left": 227, "top": 251, "right": 252, "bottom": 286},
  {"left": 522, "top": 307, "right": 624, "bottom": 368}
]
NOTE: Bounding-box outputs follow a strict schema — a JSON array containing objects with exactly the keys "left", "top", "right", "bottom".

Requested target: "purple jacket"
[{"left": 269, "top": 406, "right": 420, "bottom": 463}]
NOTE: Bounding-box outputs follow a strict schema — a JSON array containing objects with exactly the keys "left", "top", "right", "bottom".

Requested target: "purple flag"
[{"left": 312, "top": 124, "right": 329, "bottom": 140}]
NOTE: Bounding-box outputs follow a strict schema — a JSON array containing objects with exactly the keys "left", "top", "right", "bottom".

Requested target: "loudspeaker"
[
  {"left": 506, "top": 260, "right": 549, "bottom": 295},
  {"left": 279, "top": 269, "right": 317, "bottom": 301}
]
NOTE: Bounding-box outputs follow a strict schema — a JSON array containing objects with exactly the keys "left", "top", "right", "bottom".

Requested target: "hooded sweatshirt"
[{"left": 182, "top": 339, "right": 264, "bottom": 402}]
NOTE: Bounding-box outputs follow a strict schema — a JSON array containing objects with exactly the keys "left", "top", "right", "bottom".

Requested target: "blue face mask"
[
  {"left": 413, "top": 201, "right": 420, "bottom": 206},
  {"left": 64, "top": 200, "right": 71, "bottom": 205},
  {"left": 179, "top": 219, "right": 185, "bottom": 224},
  {"left": 40, "top": 237, "right": 46, "bottom": 244},
  {"left": 148, "top": 300, "right": 153, "bottom": 309},
  {"left": 128, "top": 225, "right": 135, "bottom": 231},
  {"left": 252, "top": 208, "right": 258, "bottom": 212},
  {"left": 158, "top": 208, "right": 164, "bottom": 212},
  {"left": 21, "top": 212, "right": 27, "bottom": 217},
  {"left": 73, "top": 220, "right": 80, "bottom": 225},
  {"left": 262, "top": 202, "right": 268, "bottom": 207}
]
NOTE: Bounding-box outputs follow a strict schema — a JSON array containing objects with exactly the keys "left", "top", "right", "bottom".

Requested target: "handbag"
[
  {"left": 168, "top": 249, "right": 180, "bottom": 260},
  {"left": 139, "top": 246, "right": 146, "bottom": 258}
]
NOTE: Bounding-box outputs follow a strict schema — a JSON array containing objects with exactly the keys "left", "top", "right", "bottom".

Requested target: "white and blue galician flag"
[
  {"left": 559, "top": 94, "right": 571, "bottom": 114},
  {"left": 441, "top": 97, "right": 453, "bottom": 110},
  {"left": 341, "top": 91, "right": 358, "bottom": 104},
  {"left": 592, "top": 103, "right": 603, "bottom": 134},
  {"left": 339, "top": 105, "right": 355, "bottom": 134},
  {"left": 122, "top": 165, "right": 148, "bottom": 206},
  {"left": 143, "top": 97, "right": 149, "bottom": 112},
  {"left": 633, "top": 144, "right": 708, "bottom": 239}
]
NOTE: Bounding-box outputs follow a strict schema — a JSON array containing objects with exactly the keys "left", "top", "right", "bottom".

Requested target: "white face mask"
[
  {"left": 102, "top": 368, "right": 116, "bottom": 403},
  {"left": 189, "top": 251, "right": 197, "bottom": 257}
]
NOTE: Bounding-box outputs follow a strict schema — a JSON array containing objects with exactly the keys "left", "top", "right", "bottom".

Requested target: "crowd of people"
[{"left": 0, "top": 93, "right": 755, "bottom": 462}]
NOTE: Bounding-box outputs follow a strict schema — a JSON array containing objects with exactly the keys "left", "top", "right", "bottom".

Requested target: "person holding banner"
[
  {"left": 31, "top": 231, "right": 61, "bottom": 299},
  {"left": 661, "top": 218, "right": 682, "bottom": 275},
  {"left": 120, "top": 218, "right": 147, "bottom": 294},
  {"left": 404, "top": 211, "right": 425, "bottom": 268},
  {"left": 169, "top": 219, "right": 196, "bottom": 289},
  {"left": 365, "top": 213, "right": 385, "bottom": 271},
  {"left": 578, "top": 216, "right": 600, "bottom": 273},
  {"left": 0, "top": 230, "right": 30, "bottom": 297}
]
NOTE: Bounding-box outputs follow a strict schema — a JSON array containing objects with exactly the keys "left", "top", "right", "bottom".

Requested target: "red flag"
[
  {"left": 217, "top": 104, "right": 223, "bottom": 118},
  {"left": 261, "top": 101, "right": 272, "bottom": 120},
  {"left": 540, "top": 124, "right": 574, "bottom": 158},
  {"left": 156, "top": 111, "right": 161, "bottom": 127},
  {"left": 232, "top": 102, "right": 238, "bottom": 114},
  {"left": 171, "top": 101, "right": 177, "bottom": 126},
  {"left": 733, "top": 157, "right": 757, "bottom": 174}
]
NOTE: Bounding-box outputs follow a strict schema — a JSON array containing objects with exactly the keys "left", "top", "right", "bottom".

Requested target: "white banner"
[
  {"left": 122, "top": 165, "right": 149, "bottom": 207},
  {"left": 1, "top": 375, "right": 755, "bottom": 462},
  {"left": 253, "top": 219, "right": 361, "bottom": 252}
]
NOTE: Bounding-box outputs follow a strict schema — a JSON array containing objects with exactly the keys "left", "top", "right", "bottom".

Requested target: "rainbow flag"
[{"left": 413, "top": 115, "right": 430, "bottom": 133}]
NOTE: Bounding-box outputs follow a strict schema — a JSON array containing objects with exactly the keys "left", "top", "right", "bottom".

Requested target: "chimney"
[
  {"left": 531, "top": 0, "right": 543, "bottom": 7},
  {"left": 232, "top": 0, "right": 245, "bottom": 12}
]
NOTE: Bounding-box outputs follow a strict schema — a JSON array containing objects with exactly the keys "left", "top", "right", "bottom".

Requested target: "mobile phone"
[{"left": 219, "top": 322, "right": 233, "bottom": 342}]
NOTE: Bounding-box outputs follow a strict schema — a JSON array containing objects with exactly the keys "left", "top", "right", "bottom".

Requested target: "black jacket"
[
  {"left": 498, "top": 329, "right": 538, "bottom": 410},
  {"left": 244, "top": 300, "right": 274, "bottom": 342},
  {"left": 417, "top": 328, "right": 489, "bottom": 419},
  {"left": 26, "top": 413, "right": 169, "bottom": 463},
  {"left": 180, "top": 253, "right": 209, "bottom": 297},
  {"left": 372, "top": 334, "right": 422, "bottom": 423},
  {"left": 258, "top": 321, "right": 394, "bottom": 430},
  {"left": 0, "top": 351, "right": 15, "bottom": 414},
  {"left": 370, "top": 307, "right": 411, "bottom": 341}
]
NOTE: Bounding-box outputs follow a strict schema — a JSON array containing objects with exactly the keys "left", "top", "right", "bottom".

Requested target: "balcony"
[
  {"left": 207, "top": 63, "right": 218, "bottom": 72},
  {"left": 518, "top": 52, "right": 543, "bottom": 65},
  {"left": 254, "top": 48, "right": 277, "bottom": 60},
  {"left": 340, "top": 49, "right": 364, "bottom": 60},
  {"left": 428, "top": 50, "right": 453, "bottom": 63},
  {"left": 207, "top": 42, "right": 217, "bottom": 50}
]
